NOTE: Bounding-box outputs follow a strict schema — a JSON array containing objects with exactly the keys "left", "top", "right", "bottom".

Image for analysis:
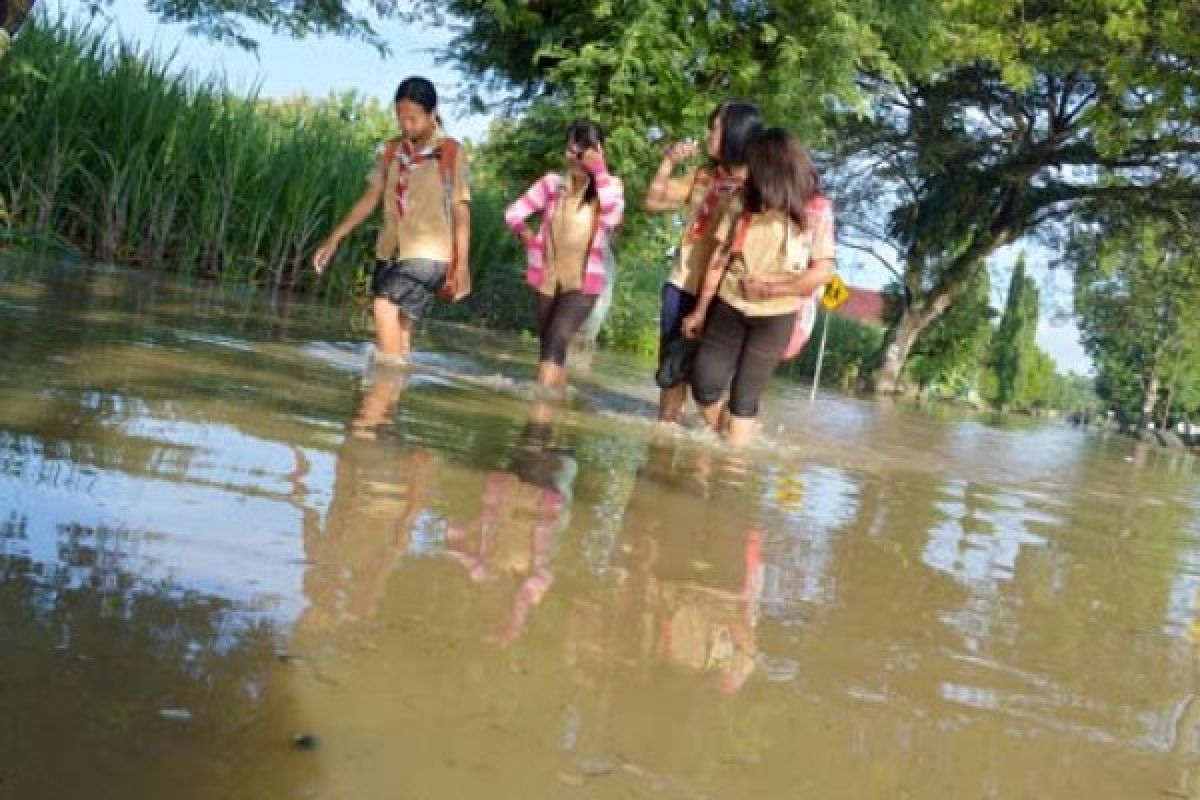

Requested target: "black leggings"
[
  {"left": 690, "top": 298, "right": 795, "bottom": 418},
  {"left": 536, "top": 290, "right": 597, "bottom": 366}
]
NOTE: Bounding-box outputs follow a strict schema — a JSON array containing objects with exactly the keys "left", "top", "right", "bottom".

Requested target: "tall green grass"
[{"left": 0, "top": 15, "right": 385, "bottom": 303}]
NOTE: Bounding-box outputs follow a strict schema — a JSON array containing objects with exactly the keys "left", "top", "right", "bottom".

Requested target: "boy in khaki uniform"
[{"left": 313, "top": 76, "right": 470, "bottom": 365}]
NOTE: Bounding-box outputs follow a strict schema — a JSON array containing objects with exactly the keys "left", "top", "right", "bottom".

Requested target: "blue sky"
[
  {"left": 43, "top": 0, "right": 1091, "bottom": 372},
  {"left": 47, "top": 0, "right": 494, "bottom": 139}
]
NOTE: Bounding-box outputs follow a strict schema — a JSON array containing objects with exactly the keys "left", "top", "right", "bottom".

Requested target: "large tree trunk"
[
  {"left": 865, "top": 223, "right": 1016, "bottom": 395},
  {"left": 869, "top": 306, "right": 926, "bottom": 393},
  {"left": 868, "top": 285, "right": 961, "bottom": 393}
]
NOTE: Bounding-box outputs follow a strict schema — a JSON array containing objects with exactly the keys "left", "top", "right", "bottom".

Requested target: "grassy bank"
[{"left": 0, "top": 16, "right": 398, "bottom": 304}]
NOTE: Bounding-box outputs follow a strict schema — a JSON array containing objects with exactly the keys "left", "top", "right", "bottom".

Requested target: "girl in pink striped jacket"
[{"left": 505, "top": 120, "right": 624, "bottom": 390}]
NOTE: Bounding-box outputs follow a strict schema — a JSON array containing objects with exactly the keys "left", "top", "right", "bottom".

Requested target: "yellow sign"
[{"left": 822, "top": 275, "right": 850, "bottom": 310}]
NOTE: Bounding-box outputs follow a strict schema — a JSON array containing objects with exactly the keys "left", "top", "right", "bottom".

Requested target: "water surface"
[{"left": 1, "top": 258, "right": 1198, "bottom": 799}]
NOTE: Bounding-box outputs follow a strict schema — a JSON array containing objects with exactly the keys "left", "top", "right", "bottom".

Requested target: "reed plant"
[{"left": 0, "top": 15, "right": 391, "bottom": 305}]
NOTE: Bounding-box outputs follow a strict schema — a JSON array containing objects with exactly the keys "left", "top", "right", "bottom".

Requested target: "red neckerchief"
[
  {"left": 391, "top": 138, "right": 442, "bottom": 221},
  {"left": 687, "top": 169, "right": 742, "bottom": 241}
]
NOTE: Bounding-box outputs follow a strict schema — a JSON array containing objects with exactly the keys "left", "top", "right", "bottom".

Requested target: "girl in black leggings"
[
  {"left": 682, "top": 128, "right": 836, "bottom": 446},
  {"left": 506, "top": 120, "right": 625, "bottom": 389}
]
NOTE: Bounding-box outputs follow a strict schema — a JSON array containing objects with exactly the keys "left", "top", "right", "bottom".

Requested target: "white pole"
[{"left": 809, "top": 308, "right": 832, "bottom": 406}]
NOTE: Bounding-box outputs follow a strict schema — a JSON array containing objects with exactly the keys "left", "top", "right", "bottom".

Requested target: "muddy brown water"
[{"left": 1, "top": 258, "right": 1198, "bottom": 799}]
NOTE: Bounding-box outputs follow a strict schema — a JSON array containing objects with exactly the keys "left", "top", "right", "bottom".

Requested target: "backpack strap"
[
  {"left": 588, "top": 184, "right": 603, "bottom": 250},
  {"left": 380, "top": 137, "right": 402, "bottom": 173},
  {"left": 435, "top": 137, "right": 460, "bottom": 228},
  {"left": 434, "top": 137, "right": 470, "bottom": 300},
  {"left": 730, "top": 211, "right": 753, "bottom": 258}
]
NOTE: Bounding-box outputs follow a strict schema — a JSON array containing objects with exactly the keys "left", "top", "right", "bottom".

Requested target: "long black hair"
[
  {"left": 709, "top": 100, "right": 763, "bottom": 169},
  {"left": 744, "top": 127, "right": 818, "bottom": 230},
  {"left": 566, "top": 118, "right": 606, "bottom": 206}
]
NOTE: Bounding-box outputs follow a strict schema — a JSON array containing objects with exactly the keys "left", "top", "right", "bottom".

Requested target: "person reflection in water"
[
  {"left": 298, "top": 363, "right": 433, "bottom": 632},
  {"left": 567, "top": 440, "right": 762, "bottom": 694},
  {"left": 444, "top": 402, "right": 575, "bottom": 645}
]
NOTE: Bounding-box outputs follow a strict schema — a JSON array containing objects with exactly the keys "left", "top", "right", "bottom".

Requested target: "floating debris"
[
  {"left": 291, "top": 733, "right": 320, "bottom": 752},
  {"left": 157, "top": 708, "right": 193, "bottom": 722}
]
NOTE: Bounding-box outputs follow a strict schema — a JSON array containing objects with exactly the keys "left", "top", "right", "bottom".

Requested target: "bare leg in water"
[{"left": 372, "top": 298, "right": 413, "bottom": 363}]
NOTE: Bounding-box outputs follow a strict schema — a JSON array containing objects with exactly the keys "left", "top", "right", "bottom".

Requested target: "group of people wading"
[{"left": 314, "top": 77, "right": 836, "bottom": 448}]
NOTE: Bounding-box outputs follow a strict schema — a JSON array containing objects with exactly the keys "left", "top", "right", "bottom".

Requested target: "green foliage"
[
  {"left": 901, "top": 266, "right": 994, "bottom": 394},
  {"left": 594, "top": 209, "right": 680, "bottom": 356},
  {"left": 0, "top": 16, "right": 388, "bottom": 303},
  {"left": 83, "top": 0, "right": 411, "bottom": 52},
  {"left": 428, "top": 185, "right": 531, "bottom": 330},
  {"left": 1041, "top": 371, "right": 1102, "bottom": 415},
  {"left": 984, "top": 252, "right": 1041, "bottom": 408},
  {"left": 415, "top": 0, "right": 917, "bottom": 153},
  {"left": 778, "top": 310, "right": 885, "bottom": 391},
  {"left": 409, "top": 0, "right": 1200, "bottom": 394},
  {"left": 834, "top": 0, "right": 1200, "bottom": 390},
  {"left": 416, "top": 2, "right": 933, "bottom": 363},
  {"left": 1070, "top": 215, "right": 1200, "bottom": 421}
]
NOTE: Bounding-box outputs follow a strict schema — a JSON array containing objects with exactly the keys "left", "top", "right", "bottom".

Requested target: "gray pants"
[{"left": 371, "top": 258, "right": 448, "bottom": 320}]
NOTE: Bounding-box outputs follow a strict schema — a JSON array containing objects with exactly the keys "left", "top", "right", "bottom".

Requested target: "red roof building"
[{"left": 832, "top": 285, "right": 886, "bottom": 327}]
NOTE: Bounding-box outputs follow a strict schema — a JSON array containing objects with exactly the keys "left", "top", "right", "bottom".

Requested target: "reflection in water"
[
  {"left": 444, "top": 402, "right": 574, "bottom": 645},
  {"left": 0, "top": 515, "right": 312, "bottom": 800},
  {"left": 568, "top": 441, "right": 763, "bottom": 697},
  {"left": 2, "top": 260, "right": 1200, "bottom": 798},
  {"left": 297, "top": 364, "right": 431, "bottom": 633}
]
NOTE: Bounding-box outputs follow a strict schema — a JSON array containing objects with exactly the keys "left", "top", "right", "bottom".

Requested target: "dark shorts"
[
  {"left": 371, "top": 258, "right": 448, "bottom": 321},
  {"left": 655, "top": 283, "right": 699, "bottom": 388},
  {"left": 659, "top": 283, "right": 698, "bottom": 351}
]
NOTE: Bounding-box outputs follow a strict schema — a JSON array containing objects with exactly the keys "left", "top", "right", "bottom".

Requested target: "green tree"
[
  {"left": 985, "top": 252, "right": 1040, "bottom": 408},
  {"left": 834, "top": 0, "right": 1200, "bottom": 393},
  {"left": 1071, "top": 217, "right": 1200, "bottom": 428},
  {"left": 413, "top": 0, "right": 920, "bottom": 153},
  {"left": 415, "top": 1, "right": 1200, "bottom": 389},
  {"left": 80, "top": 0, "right": 412, "bottom": 51},
  {"left": 901, "top": 263, "right": 993, "bottom": 397}
]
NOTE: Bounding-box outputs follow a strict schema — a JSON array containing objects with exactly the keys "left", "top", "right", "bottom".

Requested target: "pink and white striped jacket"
[{"left": 504, "top": 159, "right": 624, "bottom": 295}]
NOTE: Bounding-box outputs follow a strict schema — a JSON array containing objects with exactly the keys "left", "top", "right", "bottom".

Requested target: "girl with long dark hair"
[
  {"left": 642, "top": 100, "right": 764, "bottom": 421},
  {"left": 682, "top": 128, "right": 836, "bottom": 447}
]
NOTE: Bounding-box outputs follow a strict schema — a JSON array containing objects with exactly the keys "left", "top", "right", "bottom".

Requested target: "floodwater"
[{"left": 1, "top": 257, "right": 1198, "bottom": 799}]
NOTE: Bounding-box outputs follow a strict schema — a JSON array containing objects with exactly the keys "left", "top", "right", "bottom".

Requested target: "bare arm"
[
  {"left": 446, "top": 198, "right": 471, "bottom": 297},
  {"left": 312, "top": 181, "right": 383, "bottom": 273},
  {"left": 681, "top": 245, "right": 731, "bottom": 338},
  {"left": 741, "top": 258, "right": 836, "bottom": 301},
  {"left": 642, "top": 141, "right": 698, "bottom": 211}
]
